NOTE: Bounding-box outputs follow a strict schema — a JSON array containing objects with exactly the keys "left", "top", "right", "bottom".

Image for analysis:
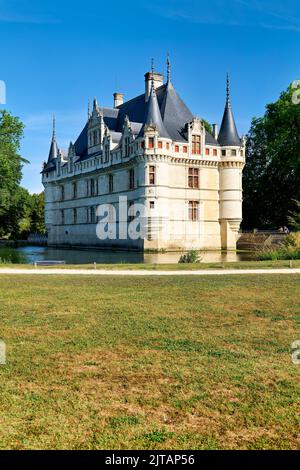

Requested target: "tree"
[
  {"left": 288, "top": 200, "right": 300, "bottom": 231},
  {"left": 243, "top": 85, "right": 300, "bottom": 229},
  {"left": 29, "top": 192, "right": 45, "bottom": 234},
  {"left": 0, "top": 110, "right": 29, "bottom": 238}
]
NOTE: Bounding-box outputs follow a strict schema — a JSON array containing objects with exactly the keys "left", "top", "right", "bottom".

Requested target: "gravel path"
[{"left": 0, "top": 268, "right": 299, "bottom": 276}]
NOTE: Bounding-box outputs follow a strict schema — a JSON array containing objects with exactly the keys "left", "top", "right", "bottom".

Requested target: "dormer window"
[
  {"left": 148, "top": 137, "right": 154, "bottom": 149},
  {"left": 192, "top": 135, "right": 201, "bottom": 155},
  {"left": 104, "top": 145, "right": 109, "bottom": 163},
  {"left": 124, "top": 137, "right": 130, "bottom": 156},
  {"left": 93, "top": 130, "right": 98, "bottom": 146}
]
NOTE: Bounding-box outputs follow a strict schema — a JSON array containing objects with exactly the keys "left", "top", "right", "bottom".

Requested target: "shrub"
[
  {"left": 283, "top": 232, "right": 300, "bottom": 249},
  {"left": 179, "top": 250, "right": 202, "bottom": 264}
]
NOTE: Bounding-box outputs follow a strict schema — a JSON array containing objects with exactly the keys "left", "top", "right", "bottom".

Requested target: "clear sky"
[{"left": 1, "top": 0, "right": 300, "bottom": 193}]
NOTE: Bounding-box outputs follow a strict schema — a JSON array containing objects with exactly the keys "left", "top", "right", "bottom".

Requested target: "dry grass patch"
[{"left": 0, "top": 275, "right": 299, "bottom": 450}]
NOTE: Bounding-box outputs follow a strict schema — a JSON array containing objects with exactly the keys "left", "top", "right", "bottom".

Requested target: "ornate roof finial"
[
  {"left": 52, "top": 115, "right": 56, "bottom": 140},
  {"left": 88, "top": 100, "right": 91, "bottom": 120},
  {"left": 151, "top": 58, "right": 155, "bottom": 90},
  {"left": 167, "top": 52, "right": 171, "bottom": 84},
  {"left": 226, "top": 73, "right": 231, "bottom": 107}
]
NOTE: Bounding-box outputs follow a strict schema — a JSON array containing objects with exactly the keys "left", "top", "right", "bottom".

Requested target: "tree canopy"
[
  {"left": 243, "top": 85, "right": 300, "bottom": 229},
  {"left": 0, "top": 110, "right": 45, "bottom": 238}
]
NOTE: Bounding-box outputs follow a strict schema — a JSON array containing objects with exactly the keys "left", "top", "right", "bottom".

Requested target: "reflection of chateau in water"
[
  {"left": 9, "top": 247, "right": 255, "bottom": 265},
  {"left": 42, "top": 59, "right": 245, "bottom": 251}
]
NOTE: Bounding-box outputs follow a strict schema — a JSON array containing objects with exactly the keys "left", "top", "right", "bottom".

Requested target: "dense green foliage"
[
  {"left": 243, "top": 85, "right": 300, "bottom": 229},
  {"left": 288, "top": 200, "right": 300, "bottom": 231},
  {"left": 257, "top": 232, "right": 300, "bottom": 260},
  {"left": 0, "top": 110, "right": 45, "bottom": 238}
]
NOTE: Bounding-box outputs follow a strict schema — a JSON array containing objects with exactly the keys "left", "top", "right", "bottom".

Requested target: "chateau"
[{"left": 42, "top": 60, "right": 245, "bottom": 251}]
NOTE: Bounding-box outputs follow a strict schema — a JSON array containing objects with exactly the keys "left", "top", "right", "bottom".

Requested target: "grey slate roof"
[
  {"left": 160, "top": 81, "right": 193, "bottom": 141},
  {"left": 218, "top": 77, "right": 241, "bottom": 147},
  {"left": 138, "top": 81, "right": 170, "bottom": 138},
  {"left": 46, "top": 75, "right": 223, "bottom": 166},
  {"left": 43, "top": 122, "right": 59, "bottom": 172}
]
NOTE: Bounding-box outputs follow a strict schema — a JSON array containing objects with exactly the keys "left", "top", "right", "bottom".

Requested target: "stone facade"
[{"left": 42, "top": 65, "right": 245, "bottom": 251}]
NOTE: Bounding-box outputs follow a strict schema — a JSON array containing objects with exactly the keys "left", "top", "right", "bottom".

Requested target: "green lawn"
[{"left": 0, "top": 274, "right": 299, "bottom": 450}]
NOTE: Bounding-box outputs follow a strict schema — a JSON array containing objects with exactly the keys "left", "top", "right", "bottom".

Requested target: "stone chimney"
[
  {"left": 114, "top": 92, "right": 124, "bottom": 108},
  {"left": 212, "top": 124, "right": 218, "bottom": 140},
  {"left": 145, "top": 71, "right": 164, "bottom": 101}
]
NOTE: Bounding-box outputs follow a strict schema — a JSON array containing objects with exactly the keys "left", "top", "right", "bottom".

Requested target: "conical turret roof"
[
  {"left": 139, "top": 68, "right": 170, "bottom": 139},
  {"left": 218, "top": 75, "right": 241, "bottom": 147}
]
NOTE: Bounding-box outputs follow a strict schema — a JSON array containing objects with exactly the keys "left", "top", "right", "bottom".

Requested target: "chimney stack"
[
  {"left": 212, "top": 124, "right": 218, "bottom": 140},
  {"left": 144, "top": 71, "right": 163, "bottom": 101},
  {"left": 114, "top": 92, "right": 124, "bottom": 108}
]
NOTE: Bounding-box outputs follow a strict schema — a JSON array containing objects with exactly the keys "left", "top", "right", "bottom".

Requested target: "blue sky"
[{"left": 1, "top": 0, "right": 300, "bottom": 193}]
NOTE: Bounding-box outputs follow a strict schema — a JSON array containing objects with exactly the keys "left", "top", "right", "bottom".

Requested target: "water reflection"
[{"left": 1, "top": 246, "right": 255, "bottom": 265}]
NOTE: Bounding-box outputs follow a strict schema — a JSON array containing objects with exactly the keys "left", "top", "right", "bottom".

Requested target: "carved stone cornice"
[{"left": 219, "top": 160, "right": 245, "bottom": 169}]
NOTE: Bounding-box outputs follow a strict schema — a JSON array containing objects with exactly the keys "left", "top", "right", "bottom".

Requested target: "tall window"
[
  {"left": 61, "top": 209, "right": 65, "bottom": 225},
  {"left": 91, "top": 207, "right": 96, "bottom": 224},
  {"left": 188, "top": 168, "right": 199, "bottom": 189},
  {"left": 109, "top": 174, "right": 114, "bottom": 193},
  {"left": 72, "top": 182, "right": 77, "bottom": 199},
  {"left": 129, "top": 169, "right": 135, "bottom": 190},
  {"left": 128, "top": 201, "right": 135, "bottom": 222},
  {"left": 192, "top": 135, "right": 201, "bottom": 155},
  {"left": 60, "top": 185, "right": 65, "bottom": 201},
  {"left": 213, "top": 149, "right": 218, "bottom": 156},
  {"left": 73, "top": 208, "right": 77, "bottom": 225},
  {"left": 188, "top": 201, "right": 199, "bottom": 221},
  {"left": 149, "top": 166, "right": 156, "bottom": 185},
  {"left": 124, "top": 137, "right": 130, "bottom": 156},
  {"left": 90, "top": 179, "right": 96, "bottom": 196},
  {"left": 148, "top": 137, "right": 154, "bottom": 149}
]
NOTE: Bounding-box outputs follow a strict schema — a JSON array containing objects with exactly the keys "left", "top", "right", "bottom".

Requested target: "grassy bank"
[
  {"left": 0, "top": 259, "right": 300, "bottom": 270},
  {"left": 0, "top": 275, "right": 299, "bottom": 450}
]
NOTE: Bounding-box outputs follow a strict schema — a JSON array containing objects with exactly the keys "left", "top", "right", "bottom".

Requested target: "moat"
[{"left": 0, "top": 245, "right": 255, "bottom": 265}]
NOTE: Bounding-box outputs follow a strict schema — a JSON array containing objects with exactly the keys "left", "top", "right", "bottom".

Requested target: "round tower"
[{"left": 218, "top": 76, "right": 245, "bottom": 250}]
